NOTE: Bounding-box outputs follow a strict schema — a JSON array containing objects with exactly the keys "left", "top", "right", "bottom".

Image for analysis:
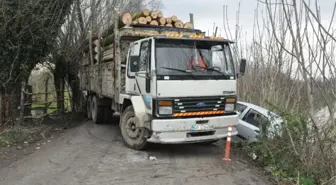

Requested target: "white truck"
[{"left": 79, "top": 15, "right": 246, "bottom": 150}]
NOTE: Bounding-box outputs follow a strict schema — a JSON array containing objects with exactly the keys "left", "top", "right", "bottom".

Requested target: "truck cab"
[{"left": 119, "top": 33, "right": 246, "bottom": 149}]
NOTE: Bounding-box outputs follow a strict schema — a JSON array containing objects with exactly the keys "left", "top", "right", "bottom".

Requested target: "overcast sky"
[{"left": 161, "top": 0, "right": 336, "bottom": 40}]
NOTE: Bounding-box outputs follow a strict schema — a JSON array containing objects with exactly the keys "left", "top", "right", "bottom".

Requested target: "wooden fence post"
[{"left": 44, "top": 77, "right": 49, "bottom": 114}]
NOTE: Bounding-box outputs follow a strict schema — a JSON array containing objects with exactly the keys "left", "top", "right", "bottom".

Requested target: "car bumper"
[{"left": 147, "top": 114, "right": 238, "bottom": 144}]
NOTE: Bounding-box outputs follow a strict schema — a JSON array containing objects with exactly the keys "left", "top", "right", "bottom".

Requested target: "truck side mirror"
[{"left": 239, "top": 59, "right": 246, "bottom": 75}]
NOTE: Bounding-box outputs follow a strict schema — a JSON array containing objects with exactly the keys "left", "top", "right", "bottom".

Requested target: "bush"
[{"left": 247, "top": 111, "right": 336, "bottom": 185}]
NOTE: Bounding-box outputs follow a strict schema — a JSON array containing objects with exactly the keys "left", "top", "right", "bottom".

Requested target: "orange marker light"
[{"left": 159, "top": 101, "right": 173, "bottom": 106}]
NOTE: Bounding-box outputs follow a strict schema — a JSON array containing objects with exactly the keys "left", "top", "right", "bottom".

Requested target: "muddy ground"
[{"left": 0, "top": 115, "right": 274, "bottom": 185}]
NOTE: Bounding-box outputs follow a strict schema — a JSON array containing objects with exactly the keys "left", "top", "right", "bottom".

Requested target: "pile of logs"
[
  {"left": 83, "top": 10, "right": 194, "bottom": 65},
  {"left": 121, "top": 10, "right": 194, "bottom": 29}
]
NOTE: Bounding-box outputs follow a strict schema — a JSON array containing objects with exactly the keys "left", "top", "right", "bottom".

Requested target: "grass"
[{"left": 31, "top": 91, "right": 71, "bottom": 114}]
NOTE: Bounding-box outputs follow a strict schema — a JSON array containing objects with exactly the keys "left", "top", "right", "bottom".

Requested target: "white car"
[{"left": 236, "top": 101, "right": 283, "bottom": 142}]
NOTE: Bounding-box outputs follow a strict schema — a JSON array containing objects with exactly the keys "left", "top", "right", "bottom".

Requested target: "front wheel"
[{"left": 120, "top": 106, "right": 148, "bottom": 150}]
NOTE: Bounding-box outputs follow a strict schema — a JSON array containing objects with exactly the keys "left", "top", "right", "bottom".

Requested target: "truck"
[{"left": 79, "top": 12, "right": 246, "bottom": 150}]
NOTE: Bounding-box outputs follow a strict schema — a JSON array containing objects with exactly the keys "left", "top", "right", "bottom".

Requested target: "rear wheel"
[
  {"left": 120, "top": 106, "right": 148, "bottom": 150},
  {"left": 91, "top": 96, "right": 105, "bottom": 124}
]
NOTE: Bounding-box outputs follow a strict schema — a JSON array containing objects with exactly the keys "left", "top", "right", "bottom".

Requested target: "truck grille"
[{"left": 172, "top": 96, "right": 225, "bottom": 114}]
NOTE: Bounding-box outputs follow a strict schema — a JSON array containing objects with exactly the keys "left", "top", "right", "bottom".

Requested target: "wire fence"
[{"left": 0, "top": 78, "right": 72, "bottom": 129}]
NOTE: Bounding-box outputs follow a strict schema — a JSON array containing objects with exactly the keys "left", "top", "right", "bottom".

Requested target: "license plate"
[{"left": 191, "top": 124, "right": 213, "bottom": 131}]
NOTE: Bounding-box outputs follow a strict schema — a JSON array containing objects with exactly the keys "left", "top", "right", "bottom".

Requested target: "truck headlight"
[
  {"left": 225, "top": 98, "right": 236, "bottom": 112},
  {"left": 225, "top": 104, "right": 235, "bottom": 112},
  {"left": 158, "top": 101, "right": 173, "bottom": 115},
  {"left": 159, "top": 106, "right": 172, "bottom": 114}
]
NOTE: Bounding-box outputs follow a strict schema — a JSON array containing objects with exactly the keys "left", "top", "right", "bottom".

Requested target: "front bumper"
[{"left": 147, "top": 114, "right": 238, "bottom": 144}]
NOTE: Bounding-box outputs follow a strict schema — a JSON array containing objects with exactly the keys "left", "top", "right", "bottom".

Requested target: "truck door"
[{"left": 134, "top": 39, "right": 153, "bottom": 112}]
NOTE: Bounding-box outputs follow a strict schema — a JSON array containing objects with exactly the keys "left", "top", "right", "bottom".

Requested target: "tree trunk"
[
  {"left": 54, "top": 74, "right": 65, "bottom": 114},
  {"left": 0, "top": 84, "right": 21, "bottom": 127}
]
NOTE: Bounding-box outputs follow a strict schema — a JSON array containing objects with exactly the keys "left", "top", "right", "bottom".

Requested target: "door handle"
[{"left": 254, "top": 130, "right": 260, "bottom": 134}]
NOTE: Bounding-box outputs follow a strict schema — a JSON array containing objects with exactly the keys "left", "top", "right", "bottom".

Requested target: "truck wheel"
[
  {"left": 91, "top": 96, "right": 105, "bottom": 124},
  {"left": 86, "top": 96, "right": 92, "bottom": 120},
  {"left": 120, "top": 106, "right": 147, "bottom": 150}
]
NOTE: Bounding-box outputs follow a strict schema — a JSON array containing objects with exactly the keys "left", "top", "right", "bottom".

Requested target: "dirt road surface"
[{"left": 0, "top": 116, "right": 273, "bottom": 185}]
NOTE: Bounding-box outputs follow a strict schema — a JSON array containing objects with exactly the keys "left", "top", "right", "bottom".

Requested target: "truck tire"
[
  {"left": 120, "top": 106, "right": 148, "bottom": 150},
  {"left": 86, "top": 96, "right": 92, "bottom": 120},
  {"left": 91, "top": 96, "right": 105, "bottom": 124}
]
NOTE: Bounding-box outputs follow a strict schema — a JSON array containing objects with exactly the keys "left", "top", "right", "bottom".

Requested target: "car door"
[
  {"left": 238, "top": 108, "right": 263, "bottom": 141},
  {"left": 135, "top": 39, "right": 151, "bottom": 94}
]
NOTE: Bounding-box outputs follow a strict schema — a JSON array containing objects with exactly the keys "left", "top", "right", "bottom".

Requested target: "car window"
[
  {"left": 236, "top": 103, "right": 247, "bottom": 114},
  {"left": 242, "top": 108, "right": 269, "bottom": 128}
]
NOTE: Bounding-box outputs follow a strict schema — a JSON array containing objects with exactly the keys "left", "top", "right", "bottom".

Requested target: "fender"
[{"left": 130, "top": 95, "right": 151, "bottom": 129}]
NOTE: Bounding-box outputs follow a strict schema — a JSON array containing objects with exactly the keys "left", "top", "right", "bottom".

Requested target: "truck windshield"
[{"left": 155, "top": 39, "right": 235, "bottom": 78}]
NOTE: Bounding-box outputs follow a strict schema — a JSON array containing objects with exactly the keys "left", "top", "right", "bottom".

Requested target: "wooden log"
[
  {"left": 104, "top": 43, "right": 114, "bottom": 51},
  {"left": 103, "top": 53, "right": 114, "bottom": 62},
  {"left": 150, "top": 11, "right": 158, "bottom": 19},
  {"left": 158, "top": 17, "right": 166, "bottom": 25},
  {"left": 137, "top": 17, "right": 147, "bottom": 24},
  {"left": 102, "top": 34, "right": 114, "bottom": 46},
  {"left": 132, "top": 12, "right": 147, "bottom": 20},
  {"left": 174, "top": 20, "right": 184, "bottom": 28},
  {"left": 150, "top": 20, "right": 159, "bottom": 26},
  {"left": 93, "top": 39, "right": 100, "bottom": 46},
  {"left": 94, "top": 54, "right": 99, "bottom": 62},
  {"left": 143, "top": 9, "right": 150, "bottom": 16},
  {"left": 166, "top": 23, "right": 173, "bottom": 27},
  {"left": 157, "top": 11, "right": 163, "bottom": 18},
  {"left": 184, "top": 22, "right": 194, "bottom": 29},
  {"left": 103, "top": 49, "right": 114, "bottom": 56},
  {"left": 166, "top": 17, "right": 172, "bottom": 24},
  {"left": 94, "top": 46, "right": 103, "bottom": 53},
  {"left": 146, "top": 16, "right": 152, "bottom": 23},
  {"left": 120, "top": 12, "right": 132, "bottom": 25},
  {"left": 171, "top": 15, "right": 178, "bottom": 22}
]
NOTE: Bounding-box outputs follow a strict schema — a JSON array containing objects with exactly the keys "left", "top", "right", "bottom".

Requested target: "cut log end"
[
  {"left": 184, "top": 22, "right": 194, "bottom": 29},
  {"left": 150, "top": 20, "right": 159, "bottom": 26},
  {"left": 171, "top": 15, "right": 178, "bottom": 22},
  {"left": 166, "top": 17, "right": 172, "bottom": 24},
  {"left": 138, "top": 17, "right": 147, "bottom": 24},
  {"left": 143, "top": 9, "right": 150, "bottom": 16},
  {"left": 150, "top": 11, "right": 158, "bottom": 19},
  {"left": 120, "top": 12, "right": 132, "bottom": 25},
  {"left": 174, "top": 21, "right": 184, "bottom": 28},
  {"left": 166, "top": 23, "right": 173, "bottom": 27},
  {"left": 159, "top": 17, "right": 166, "bottom": 25},
  {"left": 146, "top": 16, "right": 152, "bottom": 23}
]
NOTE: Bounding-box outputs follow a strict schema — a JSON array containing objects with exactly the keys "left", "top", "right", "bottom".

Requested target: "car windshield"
[{"left": 155, "top": 39, "right": 235, "bottom": 77}]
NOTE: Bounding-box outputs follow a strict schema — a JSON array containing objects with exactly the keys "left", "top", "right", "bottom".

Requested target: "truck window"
[{"left": 139, "top": 41, "right": 149, "bottom": 71}]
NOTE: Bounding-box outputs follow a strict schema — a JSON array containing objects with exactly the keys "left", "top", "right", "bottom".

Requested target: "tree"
[
  {"left": 0, "top": 0, "right": 74, "bottom": 125},
  {"left": 48, "top": 0, "right": 162, "bottom": 113}
]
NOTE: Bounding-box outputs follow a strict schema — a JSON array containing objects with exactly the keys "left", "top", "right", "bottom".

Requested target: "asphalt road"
[{"left": 0, "top": 116, "right": 272, "bottom": 185}]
